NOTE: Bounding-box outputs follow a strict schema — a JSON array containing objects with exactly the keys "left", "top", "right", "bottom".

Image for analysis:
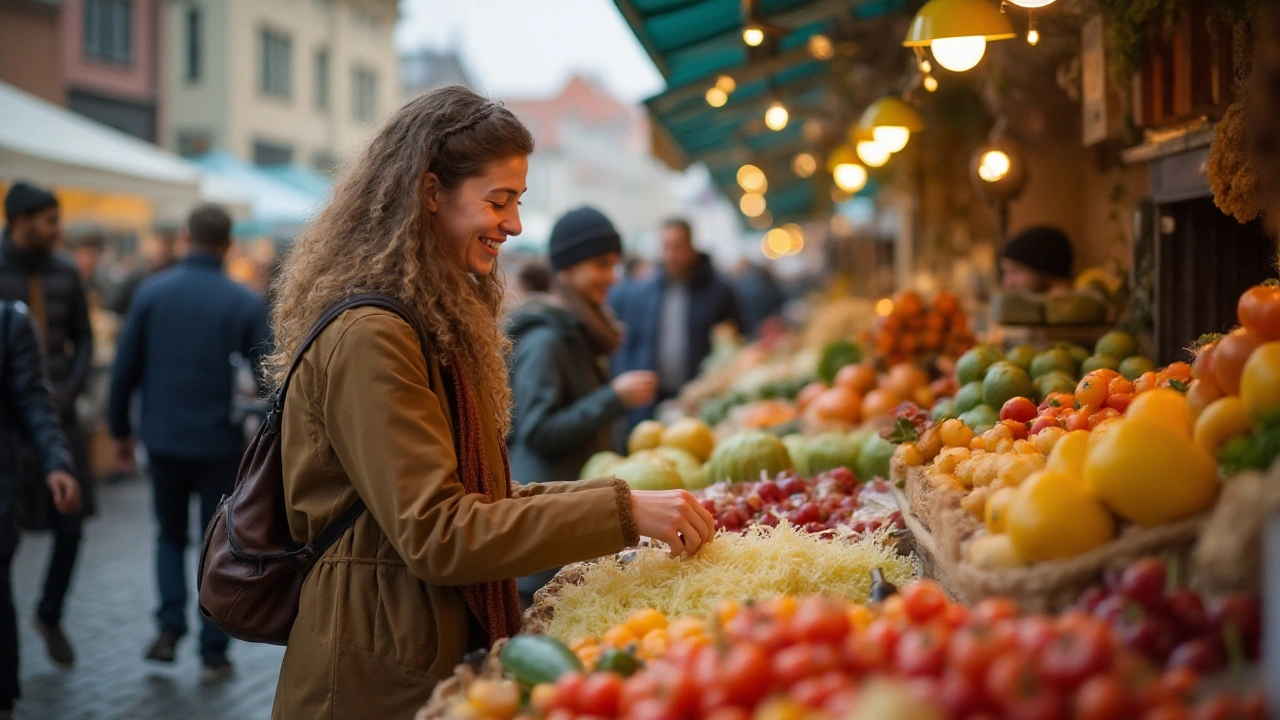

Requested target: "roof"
[
  {"left": 401, "top": 48, "right": 475, "bottom": 95},
  {"left": 505, "top": 75, "right": 638, "bottom": 150},
  {"left": 0, "top": 80, "right": 200, "bottom": 208},
  {"left": 613, "top": 0, "right": 909, "bottom": 224}
]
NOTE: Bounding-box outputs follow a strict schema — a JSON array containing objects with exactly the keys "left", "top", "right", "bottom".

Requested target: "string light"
[
  {"left": 739, "top": 192, "right": 767, "bottom": 218},
  {"left": 737, "top": 164, "right": 767, "bottom": 193},
  {"left": 792, "top": 153, "right": 817, "bottom": 178},
  {"left": 977, "top": 150, "right": 1012, "bottom": 182},
  {"left": 808, "top": 34, "right": 834, "bottom": 60},
  {"left": 924, "top": 76, "right": 939, "bottom": 92},
  {"left": 765, "top": 101, "right": 789, "bottom": 131},
  {"left": 856, "top": 141, "right": 891, "bottom": 168},
  {"left": 832, "top": 163, "right": 867, "bottom": 193},
  {"left": 930, "top": 36, "right": 987, "bottom": 72},
  {"left": 743, "top": 25, "right": 765, "bottom": 46},
  {"left": 706, "top": 87, "right": 728, "bottom": 107},
  {"left": 716, "top": 75, "right": 736, "bottom": 93}
]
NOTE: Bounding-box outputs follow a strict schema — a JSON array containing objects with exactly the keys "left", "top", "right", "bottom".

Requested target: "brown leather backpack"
[{"left": 197, "top": 293, "right": 424, "bottom": 645}]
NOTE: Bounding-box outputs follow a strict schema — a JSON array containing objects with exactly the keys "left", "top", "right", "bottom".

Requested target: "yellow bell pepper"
[
  {"left": 1007, "top": 469, "right": 1115, "bottom": 562},
  {"left": 1083, "top": 415, "right": 1218, "bottom": 527},
  {"left": 1241, "top": 341, "right": 1280, "bottom": 421},
  {"left": 1126, "top": 389, "right": 1193, "bottom": 437},
  {"left": 1193, "top": 396, "right": 1254, "bottom": 458}
]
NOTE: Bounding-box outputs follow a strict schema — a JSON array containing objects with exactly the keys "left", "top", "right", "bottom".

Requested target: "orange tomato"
[
  {"left": 810, "top": 387, "right": 864, "bottom": 425},
  {"left": 921, "top": 329, "right": 944, "bottom": 351},
  {"left": 1134, "top": 371, "right": 1160, "bottom": 394},
  {"left": 1108, "top": 376, "right": 1135, "bottom": 396},
  {"left": 1090, "top": 369, "right": 1122, "bottom": 386},
  {"left": 1238, "top": 284, "right": 1280, "bottom": 340},
  {"left": 1076, "top": 375, "right": 1110, "bottom": 408},
  {"left": 899, "top": 335, "right": 919, "bottom": 355},
  {"left": 924, "top": 312, "right": 946, "bottom": 332},
  {"left": 1185, "top": 376, "right": 1224, "bottom": 423},
  {"left": 1215, "top": 326, "right": 1266, "bottom": 396},
  {"left": 884, "top": 363, "right": 928, "bottom": 397},
  {"left": 1192, "top": 341, "right": 1218, "bottom": 381},
  {"left": 896, "top": 290, "right": 925, "bottom": 317},
  {"left": 796, "top": 381, "right": 827, "bottom": 412},
  {"left": 862, "top": 388, "right": 903, "bottom": 418},
  {"left": 1163, "top": 362, "right": 1192, "bottom": 382},
  {"left": 913, "top": 385, "right": 937, "bottom": 408},
  {"left": 932, "top": 291, "right": 960, "bottom": 316},
  {"left": 834, "top": 364, "right": 878, "bottom": 393}
]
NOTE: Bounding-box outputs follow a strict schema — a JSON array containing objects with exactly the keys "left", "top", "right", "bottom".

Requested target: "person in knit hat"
[
  {"left": 1000, "top": 225, "right": 1075, "bottom": 293},
  {"left": 506, "top": 206, "right": 657, "bottom": 605}
]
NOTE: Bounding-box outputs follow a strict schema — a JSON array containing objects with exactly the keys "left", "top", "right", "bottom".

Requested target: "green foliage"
[{"left": 1094, "top": 0, "right": 1264, "bottom": 81}]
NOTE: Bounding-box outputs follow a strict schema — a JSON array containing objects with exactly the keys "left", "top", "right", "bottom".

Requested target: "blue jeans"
[{"left": 148, "top": 454, "right": 239, "bottom": 662}]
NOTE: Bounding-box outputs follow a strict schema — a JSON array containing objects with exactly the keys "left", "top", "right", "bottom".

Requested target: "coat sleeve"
[
  {"left": 510, "top": 327, "right": 625, "bottom": 460},
  {"left": 5, "top": 305, "right": 73, "bottom": 476},
  {"left": 513, "top": 477, "right": 620, "bottom": 498},
  {"left": 106, "top": 293, "right": 147, "bottom": 439},
  {"left": 321, "top": 313, "right": 639, "bottom": 586}
]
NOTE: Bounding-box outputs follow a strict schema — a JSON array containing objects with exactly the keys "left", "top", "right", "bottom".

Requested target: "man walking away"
[
  {"left": 0, "top": 301, "right": 80, "bottom": 720},
  {"left": 107, "top": 205, "right": 271, "bottom": 682},
  {"left": 0, "top": 182, "right": 93, "bottom": 669},
  {"left": 609, "top": 218, "right": 742, "bottom": 429}
]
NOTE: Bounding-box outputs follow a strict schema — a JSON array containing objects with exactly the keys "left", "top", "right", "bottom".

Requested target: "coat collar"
[{"left": 180, "top": 250, "right": 225, "bottom": 271}]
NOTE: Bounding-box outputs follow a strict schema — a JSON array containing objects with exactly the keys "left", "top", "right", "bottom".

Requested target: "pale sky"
[{"left": 394, "top": 0, "right": 667, "bottom": 103}]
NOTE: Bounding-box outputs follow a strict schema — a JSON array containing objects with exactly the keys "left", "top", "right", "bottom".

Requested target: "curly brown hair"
[{"left": 266, "top": 86, "right": 534, "bottom": 433}]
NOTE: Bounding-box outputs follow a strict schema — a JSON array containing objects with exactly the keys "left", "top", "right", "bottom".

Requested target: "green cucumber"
[
  {"left": 499, "top": 635, "right": 583, "bottom": 686},
  {"left": 595, "top": 648, "right": 641, "bottom": 677}
]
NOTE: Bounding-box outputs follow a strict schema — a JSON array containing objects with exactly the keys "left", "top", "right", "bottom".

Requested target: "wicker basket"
[
  {"left": 894, "top": 462, "right": 1208, "bottom": 613},
  {"left": 415, "top": 639, "right": 507, "bottom": 720}
]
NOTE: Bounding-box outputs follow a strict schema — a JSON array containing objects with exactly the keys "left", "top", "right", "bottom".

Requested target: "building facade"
[
  {"left": 0, "top": 0, "right": 64, "bottom": 105},
  {"left": 164, "top": 0, "right": 398, "bottom": 170},
  {"left": 62, "top": 0, "right": 165, "bottom": 142}
]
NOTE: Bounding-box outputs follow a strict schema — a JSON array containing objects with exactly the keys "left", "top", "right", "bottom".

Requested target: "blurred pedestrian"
[
  {"left": 999, "top": 226, "right": 1075, "bottom": 294},
  {"left": 108, "top": 227, "right": 177, "bottom": 316},
  {"left": 730, "top": 259, "right": 786, "bottom": 339},
  {"left": 507, "top": 207, "right": 657, "bottom": 605},
  {"left": 0, "top": 182, "right": 93, "bottom": 669},
  {"left": 0, "top": 301, "right": 80, "bottom": 720},
  {"left": 107, "top": 205, "right": 271, "bottom": 682},
  {"left": 609, "top": 218, "right": 741, "bottom": 428}
]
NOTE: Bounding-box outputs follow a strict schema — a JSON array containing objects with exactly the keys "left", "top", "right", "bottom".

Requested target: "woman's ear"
[{"left": 422, "top": 172, "right": 442, "bottom": 213}]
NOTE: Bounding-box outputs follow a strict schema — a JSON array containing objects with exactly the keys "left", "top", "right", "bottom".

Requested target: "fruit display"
[
  {"left": 796, "top": 356, "right": 956, "bottom": 430},
  {"left": 458, "top": 580, "right": 1264, "bottom": 720},
  {"left": 862, "top": 290, "right": 975, "bottom": 366},
  {"left": 692, "top": 467, "right": 905, "bottom": 536},
  {"left": 704, "top": 430, "right": 795, "bottom": 484},
  {"left": 538, "top": 522, "right": 917, "bottom": 643}
]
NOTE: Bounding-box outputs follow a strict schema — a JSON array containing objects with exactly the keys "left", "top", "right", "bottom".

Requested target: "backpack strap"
[{"left": 270, "top": 292, "right": 428, "bottom": 557}]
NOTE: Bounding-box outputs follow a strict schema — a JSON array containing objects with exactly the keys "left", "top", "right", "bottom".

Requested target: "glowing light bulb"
[
  {"left": 1027, "top": 28, "right": 1040, "bottom": 45},
  {"left": 872, "top": 126, "right": 911, "bottom": 153},
  {"left": 924, "top": 76, "right": 939, "bottom": 92},
  {"left": 716, "top": 75, "right": 736, "bottom": 93},
  {"left": 808, "top": 34, "right": 834, "bottom": 60},
  {"left": 792, "top": 153, "right": 816, "bottom": 178},
  {"left": 765, "top": 102, "right": 789, "bottom": 131},
  {"left": 706, "top": 87, "right": 728, "bottom": 107},
  {"left": 739, "top": 192, "right": 767, "bottom": 218},
  {"left": 856, "top": 141, "right": 891, "bottom": 168},
  {"left": 743, "top": 26, "right": 765, "bottom": 47},
  {"left": 749, "top": 210, "right": 773, "bottom": 229},
  {"left": 1007, "top": 0, "right": 1056, "bottom": 7},
  {"left": 920, "top": 59, "right": 932, "bottom": 74},
  {"left": 930, "top": 36, "right": 987, "bottom": 72},
  {"left": 782, "top": 224, "right": 804, "bottom": 254},
  {"left": 765, "top": 228, "right": 791, "bottom": 255},
  {"left": 978, "top": 150, "right": 1012, "bottom": 182},
  {"left": 832, "top": 163, "right": 867, "bottom": 193},
  {"left": 737, "top": 164, "right": 767, "bottom": 193},
  {"left": 876, "top": 298, "right": 894, "bottom": 316}
]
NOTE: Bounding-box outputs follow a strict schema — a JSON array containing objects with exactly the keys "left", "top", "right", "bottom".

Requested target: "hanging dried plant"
[{"left": 1208, "top": 98, "right": 1264, "bottom": 224}]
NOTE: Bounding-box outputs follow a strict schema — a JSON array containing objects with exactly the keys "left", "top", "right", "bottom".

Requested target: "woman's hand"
[
  {"left": 630, "top": 489, "right": 716, "bottom": 557},
  {"left": 46, "top": 471, "right": 81, "bottom": 515},
  {"left": 611, "top": 371, "right": 659, "bottom": 408}
]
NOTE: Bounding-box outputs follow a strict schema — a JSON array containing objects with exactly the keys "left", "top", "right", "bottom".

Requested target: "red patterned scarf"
[{"left": 445, "top": 354, "right": 524, "bottom": 642}]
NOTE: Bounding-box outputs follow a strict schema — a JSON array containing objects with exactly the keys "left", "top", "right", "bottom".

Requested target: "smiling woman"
[{"left": 262, "top": 86, "right": 714, "bottom": 719}]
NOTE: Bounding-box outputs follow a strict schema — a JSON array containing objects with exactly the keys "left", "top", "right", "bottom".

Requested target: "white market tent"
[{"left": 0, "top": 80, "right": 240, "bottom": 220}]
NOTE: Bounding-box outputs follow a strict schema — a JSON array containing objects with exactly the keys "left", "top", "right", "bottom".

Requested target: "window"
[
  {"left": 352, "top": 65, "right": 377, "bottom": 122},
  {"left": 253, "top": 140, "right": 293, "bottom": 166},
  {"left": 314, "top": 49, "right": 329, "bottom": 110},
  {"left": 185, "top": 7, "right": 202, "bottom": 82},
  {"left": 259, "top": 27, "right": 292, "bottom": 99},
  {"left": 83, "top": 0, "right": 132, "bottom": 65}
]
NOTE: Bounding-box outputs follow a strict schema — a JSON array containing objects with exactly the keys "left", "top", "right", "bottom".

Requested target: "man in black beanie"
[
  {"left": 1000, "top": 225, "right": 1075, "bottom": 294},
  {"left": 0, "top": 181, "right": 93, "bottom": 669}
]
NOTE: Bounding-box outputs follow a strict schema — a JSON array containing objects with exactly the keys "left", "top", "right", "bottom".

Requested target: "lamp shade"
[
  {"left": 857, "top": 98, "right": 925, "bottom": 133},
  {"left": 903, "top": 0, "right": 1016, "bottom": 47}
]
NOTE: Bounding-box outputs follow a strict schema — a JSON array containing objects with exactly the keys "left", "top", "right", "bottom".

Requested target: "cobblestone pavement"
[{"left": 13, "top": 477, "right": 284, "bottom": 720}]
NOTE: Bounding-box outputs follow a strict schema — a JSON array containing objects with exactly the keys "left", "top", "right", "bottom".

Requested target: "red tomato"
[
  {"left": 1209, "top": 594, "right": 1262, "bottom": 660},
  {"left": 553, "top": 671, "right": 586, "bottom": 712},
  {"left": 1002, "top": 397, "right": 1039, "bottom": 423},
  {"left": 1105, "top": 393, "right": 1134, "bottom": 413},
  {"left": 720, "top": 643, "right": 771, "bottom": 706},
  {"left": 1112, "top": 653, "right": 1163, "bottom": 712},
  {"left": 1035, "top": 621, "right": 1113, "bottom": 691},
  {"left": 791, "top": 598, "right": 851, "bottom": 644},
  {"left": 902, "top": 579, "right": 949, "bottom": 623},
  {"left": 1075, "top": 675, "right": 1129, "bottom": 720},
  {"left": 1166, "top": 639, "right": 1224, "bottom": 675},
  {"left": 942, "top": 602, "right": 971, "bottom": 629},
  {"left": 1000, "top": 418, "right": 1031, "bottom": 440},
  {"left": 1193, "top": 342, "right": 1218, "bottom": 381},
  {"left": 1164, "top": 589, "right": 1211, "bottom": 639},
  {"left": 703, "top": 707, "right": 751, "bottom": 720},
  {"left": 772, "top": 643, "right": 840, "bottom": 687},
  {"left": 1239, "top": 691, "right": 1266, "bottom": 720},
  {"left": 1144, "top": 704, "right": 1194, "bottom": 720},
  {"left": 846, "top": 619, "right": 899, "bottom": 673},
  {"left": 1215, "top": 327, "right": 1265, "bottom": 396},
  {"left": 940, "top": 668, "right": 989, "bottom": 717},
  {"left": 972, "top": 597, "right": 1021, "bottom": 625},
  {"left": 1014, "top": 616, "right": 1058, "bottom": 657},
  {"left": 789, "top": 671, "right": 847, "bottom": 709},
  {"left": 1066, "top": 410, "right": 1093, "bottom": 432},
  {"left": 1238, "top": 284, "right": 1280, "bottom": 340},
  {"left": 895, "top": 624, "right": 950, "bottom": 677},
  {"left": 948, "top": 624, "right": 1009, "bottom": 680},
  {"left": 1030, "top": 414, "right": 1061, "bottom": 435},
  {"left": 620, "top": 673, "right": 662, "bottom": 714},
  {"left": 625, "top": 697, "right": 679, "bottom": 720},
  {"left": 697, "top": 684, "right": 734, "bottom": 716},
  {"left": 1119, "top": 558, "right": 1167, "bottom": 608},
  {"left": 579, "top": 672, "right": 624, "bottom": 717},
  {"left": 986, "top": 654, "right": 1067, "bottom": 720}
]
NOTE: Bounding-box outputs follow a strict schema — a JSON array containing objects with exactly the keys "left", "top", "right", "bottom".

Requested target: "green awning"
[{"left": 616, "top": 0, "right": 907, "bottom": 223}]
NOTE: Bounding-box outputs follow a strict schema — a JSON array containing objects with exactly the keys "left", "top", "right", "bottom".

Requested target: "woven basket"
[{"left": 895, "top": 462, "right": 1208, "bottom": 613}]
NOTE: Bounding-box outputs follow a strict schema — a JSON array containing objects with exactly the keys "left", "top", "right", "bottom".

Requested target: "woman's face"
[
  {"left": 431, "top": 155, "right": 528, "bottom": 276},
  {"left": 562, "top": 252, "right": 621, "bottom": 306}
]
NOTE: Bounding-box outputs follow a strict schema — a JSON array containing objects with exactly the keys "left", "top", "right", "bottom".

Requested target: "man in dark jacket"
[
  {"left": 507, "top": 206, "right": 656, "bottom": 605},
  {"left": 0, "top": 300, "right": 80, "bottom": 720},
  {"left": 609, "top": 218, "right": 741, "bottom": 429},
  {"left": 0, "top": 182, "right": 92, "bottom": 668},
  {"left": 107, "top": 205, "right": 271, "bottom": 681}
]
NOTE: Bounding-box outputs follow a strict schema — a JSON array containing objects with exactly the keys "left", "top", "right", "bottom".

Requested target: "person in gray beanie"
[{"left": 506, "top": 206, "right": 657, "bottom": 605}]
